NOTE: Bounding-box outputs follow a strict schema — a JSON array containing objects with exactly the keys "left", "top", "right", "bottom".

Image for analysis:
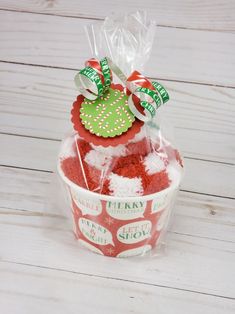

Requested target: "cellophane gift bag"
[{"left": 57, "top": 11, "right": 184, "bottom": 258}]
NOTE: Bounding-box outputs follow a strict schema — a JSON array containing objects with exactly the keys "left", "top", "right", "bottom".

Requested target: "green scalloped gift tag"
[{"left": 80, "top": 88, "right": 135, "bottom": 138}]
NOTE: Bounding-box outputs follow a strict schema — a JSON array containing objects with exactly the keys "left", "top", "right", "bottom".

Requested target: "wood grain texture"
[
  {"left": 1, "top": 262, "right": 234, "bottom": 314},
  {"left": 0, "top": 133, "right": 235, "bottom": 198},
  {"left": 0, "top": 63, "right": 234, "bottom": 164},
  {"left": 0, "top": 0, "right": 235, "bottom": 31},
  {"left": 1, "top": 166, "right": 234, "bottom": 243},
  {"left": 0, "top": 11, "right": 235, "bottom": 87},
  {"left": 0, "top": 166, "right": 53, "bottom": 213},
  {"left": 0, "top": 211, "right": 234, "bottom": 298}
]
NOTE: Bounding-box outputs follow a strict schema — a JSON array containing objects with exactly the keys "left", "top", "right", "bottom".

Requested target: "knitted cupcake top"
[{"left": 59, "top": 129, "right": 182, "bottom": 197}]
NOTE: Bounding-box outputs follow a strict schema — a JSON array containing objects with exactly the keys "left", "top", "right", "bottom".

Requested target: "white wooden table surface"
[{"left": 0, "top": 1, "right": 235, "bottom": 313}]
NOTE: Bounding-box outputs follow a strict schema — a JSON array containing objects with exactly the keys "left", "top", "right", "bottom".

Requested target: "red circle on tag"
[{"left": 71, "top": 84, "right": 144, "bottom": 147}]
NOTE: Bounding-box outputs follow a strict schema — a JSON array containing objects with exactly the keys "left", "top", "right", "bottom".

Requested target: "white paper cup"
[{"left": 58, "top": 160, "right": 183, "bottom": 258}]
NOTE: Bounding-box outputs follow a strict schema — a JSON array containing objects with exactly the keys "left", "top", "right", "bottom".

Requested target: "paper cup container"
[{"left": 58, "top": 162, "right": 183, "bottom": 258}]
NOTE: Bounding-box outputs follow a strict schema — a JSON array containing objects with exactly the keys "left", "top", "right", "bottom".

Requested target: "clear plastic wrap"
[
  {"left": 57, "top": 11, "right": 184, "bottom": 257},
  {"left": 85, "top": 10, "right": 155, "bottom": 75}
]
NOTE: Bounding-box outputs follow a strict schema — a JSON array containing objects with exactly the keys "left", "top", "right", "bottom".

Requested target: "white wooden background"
[{"left": 0, "top": 1, "right": 235, "bottom": 313}]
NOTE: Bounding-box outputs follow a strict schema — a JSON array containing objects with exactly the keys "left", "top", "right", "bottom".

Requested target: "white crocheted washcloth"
[
  {"left": 108, "top": 173, "right": 143, "bottom": 197},
  {"left": 84, "top": 149, "right": 112, "bottom": 170},
  {"left": 143, "top": 152, "right": 166, "bottom": 175}
]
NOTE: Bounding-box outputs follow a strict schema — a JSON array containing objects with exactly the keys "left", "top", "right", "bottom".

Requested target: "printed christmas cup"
[{"left": 58, "top": 161, "right": 182, "bottom": 258}]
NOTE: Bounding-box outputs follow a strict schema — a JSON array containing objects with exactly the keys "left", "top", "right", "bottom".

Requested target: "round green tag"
[{"left": 80, "top": 88, "right": 135, "bottom": 138}]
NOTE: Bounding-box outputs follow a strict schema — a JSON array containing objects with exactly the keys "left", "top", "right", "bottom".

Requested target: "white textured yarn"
[
  {"left": 166, "top": 164, "right": 178, "bottom": 184},
  {"left": 84, "top": 149, "right": 112, "bottom": 170},
  {"left": 60, "top": 136, "right": 76, "bottom": 158},
  {"left": 143, "top": 152, "right": 166, "bottom": 175},
  {"left": 108, "top": 173, "right": 143, "bottom": 197},
  {"left": 91, "top": 143, "right": 127, "bottom": 157}
]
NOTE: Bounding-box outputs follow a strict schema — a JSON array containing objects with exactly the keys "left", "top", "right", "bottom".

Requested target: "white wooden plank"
[
  {"left": 1, "top": 262, "right": 234, "bottom": 314},
  {"left": 0, "top": 212, "right": 234, "bottom": 298},
  {"left": 0, "top": 0, "right": 234, "bottom": 31},
  {"left": 171, "top": 191, "right": 235, "bottom": 243},
  {"left": 181, "top": 158, "right": 235, "bottom": 198},
  {"left": 0, "top": 133, "right": 59, "bottom": 171},
  {"left": 0, "top": 11, "right": 235, "bottom": 86},
  {"left": 0, "top": 166, "right": 53, "bottom": 213},
  {"left": 1, "top": 166, "right": 234, "bottom": 242},
  {"left": 0, "top": 63, "right": 235, "bottom": 163},
  {"left": 0, "top": 133, "right": 234, "bottom": 198},
  {"left": 0, "top": 62, "right": 73, "bottom": 140}
]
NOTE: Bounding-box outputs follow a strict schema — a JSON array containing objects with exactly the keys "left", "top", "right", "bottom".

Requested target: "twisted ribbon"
[{"left": 74, "top": 57, "right": 169, "bottom": 122}]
